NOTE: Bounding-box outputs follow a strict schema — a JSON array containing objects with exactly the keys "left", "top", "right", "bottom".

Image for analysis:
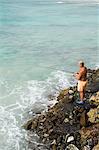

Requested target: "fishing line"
[{"left": 38, "top": 64, "right": 74, "bottom": 75}]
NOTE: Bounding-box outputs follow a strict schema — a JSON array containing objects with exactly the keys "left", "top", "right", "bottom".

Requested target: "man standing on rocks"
[{"left": 75, "top": 61, "right": 87, "bottom": 104}]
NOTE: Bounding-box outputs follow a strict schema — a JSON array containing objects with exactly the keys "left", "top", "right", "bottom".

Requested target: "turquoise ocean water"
[{"left": 0, "top": 0, "right": 99, "bottom": 149}]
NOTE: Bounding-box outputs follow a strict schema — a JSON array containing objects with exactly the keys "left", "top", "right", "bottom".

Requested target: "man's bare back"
[
  {"left": 79, "top": 67, "right": 87, "bottom": 81},
  {"left": 76, "top": 66, "right": 87, "bottom": 81},
  {"left": 75, "top": 61, "right": 87, "bottom": 104}
]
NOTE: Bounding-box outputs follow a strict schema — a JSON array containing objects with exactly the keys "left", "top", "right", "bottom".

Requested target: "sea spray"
[{"left": 0, "top": 71, "right": 76, "bottom": 150}]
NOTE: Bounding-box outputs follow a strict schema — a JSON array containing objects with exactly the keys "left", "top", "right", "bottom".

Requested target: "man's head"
[{"left": 79, "top": 61, "right": 84, "bottom": 67}]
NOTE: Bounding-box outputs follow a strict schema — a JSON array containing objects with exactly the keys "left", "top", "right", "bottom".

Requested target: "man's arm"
[{"left": 75, "top": 70, "right": 83, "bottom": 80}]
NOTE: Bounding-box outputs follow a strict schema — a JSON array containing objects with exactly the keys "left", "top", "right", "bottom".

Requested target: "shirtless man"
[{"left": 75, "top": 61, "right": 87, "bottom": 104}]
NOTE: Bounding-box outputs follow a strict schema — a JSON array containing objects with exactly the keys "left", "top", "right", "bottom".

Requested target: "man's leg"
[
  {"left": 83, "top": 81, "right": 87, "bottom": 100},
  {"left": 83, "top": 89, "right": 86, "bottom": 99},
  {"left": 77, "top": 81, "right": 84, "bottom": 103},
  {"left": 79, "top": 91, "right": 84, "bottom": 101}
]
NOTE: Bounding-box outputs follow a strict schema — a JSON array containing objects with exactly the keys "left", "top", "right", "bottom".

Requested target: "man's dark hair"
[
  {"left": 79, "top": 61, "right": 84, "bottom": 67},
  {"left": 81, "top": 62, "right": 84, "bottom": 67}
]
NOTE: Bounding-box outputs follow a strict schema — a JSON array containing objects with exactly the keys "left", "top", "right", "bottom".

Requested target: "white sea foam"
[
  {"left": 56, "top": 1, "right": 65, "bottom": 4},
  {"left": 95, "top": 64, "right": 99, "bottom": 69},
  {"left": 0, "top": 106, "right": 26, "bottom": 150},
  {"left": 0, "top": 70, "right": 76, "bottom": 150},
  {"left": 56, "top": 0, "right": 99, "bottom": 4},
  {"left": 64, "top": 0, "right": 98, "bottom": 2}
]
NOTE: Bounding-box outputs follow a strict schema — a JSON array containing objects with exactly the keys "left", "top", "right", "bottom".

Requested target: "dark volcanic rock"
[{"left": 87, "top": 82, "right": 99, "bottom": 93}]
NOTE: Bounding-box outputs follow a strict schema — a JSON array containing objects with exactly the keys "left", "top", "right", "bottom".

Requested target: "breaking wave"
[{"left": 0, "top": 70, "right": 76, "bottom": 150}]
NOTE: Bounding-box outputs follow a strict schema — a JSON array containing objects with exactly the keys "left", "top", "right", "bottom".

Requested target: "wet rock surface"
[{"left": 23, "top": 69, "right": 99, "bottom": 150}]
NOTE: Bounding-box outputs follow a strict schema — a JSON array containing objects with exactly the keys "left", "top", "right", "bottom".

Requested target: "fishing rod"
[{"left": 39, "top": 65, "right": 75, "bottom": 75}]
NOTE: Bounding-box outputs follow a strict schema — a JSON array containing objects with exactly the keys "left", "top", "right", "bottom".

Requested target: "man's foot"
[
  {"left": 76, "top": 100, "right": 84, "bottom": 104},
  {"left": 83, "top": 98, "right": 86, "bottom": 101}
]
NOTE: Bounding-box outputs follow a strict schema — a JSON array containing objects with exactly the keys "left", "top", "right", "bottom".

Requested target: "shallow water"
[{"left": 0, "top": 0, "right": 99, "bottom": 149}]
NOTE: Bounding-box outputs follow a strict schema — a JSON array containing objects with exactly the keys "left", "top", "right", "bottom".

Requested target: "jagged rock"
[
  {"left": 64, "top": 95, "right": 74, "bottom": 103},
  {"left": 92, "top": 143, "right": 99, "bottom": 150},
  {"left": 52, "top": 144, "right": 57, "bottom": 150},
  {"left": 67, "top": 136, "right": 74, "bottom": 143},
  {"left": 80, "top": 124, "right": 99, "bottom": 139},
  {"left": 66, "top": 144, "right": 79, "bottom": 150},
  {"left": 69, "top": 90, "right": 74, "bottom": 94},
  {"left": 42, "top": 138, "right": 46, "bottom": 143},
  {"left": 87, "top": 138, "right": 94, "bottom": 149},
  {"left": 80, "top": 110, "right": 87, "bottom": 127},
  {"left": 57, "top": 136, "right": 63, "bottom": 144},
  {"left": 57, "top": 89, "right": 69, "bottom": 100},
  {"left": 69, "top": 95, "right": 74, "bottom": 100},
  {"left": 51, "top": 139, "right": 57, "bottom": 150},
  {"left": 23, "top": 68, "right": 99, "bottom": 150},
  {"left": 96, "top": 91, "right": 99, "bottom": 96},
  {"left": 90, "top": 95, "right": 96, "bottom": 101},
  {"left": 23, "top": 119, "right": 37, "bottom": 130},
  {"left": 89, "top": 92, "right": 99, "bottom": 105},
  {"left": 87, "top": 108, "right": 99, "bottom": 123},
  {"left": 43, "top": 133, "right": 49, "bottom": 138},
  {"left": 48, "top": 129, "right": 53, "bottom": 134},
  {"left": 51, "top": 139, "right": 56, "bottom": 145},
  {"left": 23, "top": 120, "right": 33, "bottom": 130},
  {"left": 69, "top": 112, "right": 73, "bottom": 119},
  {"left": 40, "top": 117, "right": 46, "bottom": 123},
  {"left": 83, "top": 145, "right": 91, "bottom": 150},
  {"left": 80, "top": 124, "right": 99, "bottom": 149},
  {"left": 64, "top": 118, "right": 69, "bottom": 123},
  {"left": 87, "top": 82, "right": 99, "bottom": 93},
  {"left": 39, "top": 125, "right": 43, "bottom": 129},
  {"left": 86, "top": 69, "right": 99, "bottom": 93}
]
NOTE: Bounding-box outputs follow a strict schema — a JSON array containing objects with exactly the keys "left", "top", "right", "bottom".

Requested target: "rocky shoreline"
[{"left": 23, "top": 69, "right": 99, "bottom": 150}]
